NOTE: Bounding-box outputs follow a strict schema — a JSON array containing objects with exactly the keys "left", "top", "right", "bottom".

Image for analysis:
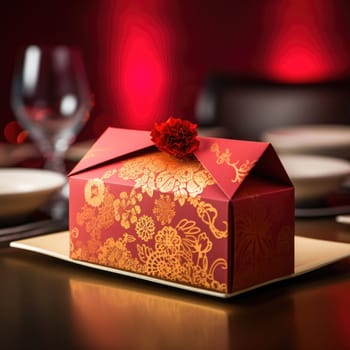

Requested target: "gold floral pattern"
[
  {"left": 97, "top": 235, "right": 141, "bottom": 272},
  {"left": 72, "top": 184, "right": 229, "bottom": 292},
  {"left": 153, "top": 194, "right": 175, "bottom": 225},
  {"left": 77, "top": 187, "right": 115, "bottom": 240},
  {"left": 101, "top": 169, "right": 117, "bottom": 180},
  {"left": 146, "top": 252, "right": 182, "bottom": 280},
  {"left": 189, "top": 232, "right": 212, "bottom": 259},
  {"left": 72, "top": 151, "right": 230, "bottom": 293},
  {"left": 155, "top": 226, "right": 182, "bottom": 254},
  {"left": 191, "top": 199, "right": 228, "bottom": 239},
  {"left": 84, "top": 178, "right": 105, "bottom": 207},
  {"left": 138, "top": 220, "right": 228, "bottom": 290},
  {"left": 71, "top": 138, "right": 293, "bottom": 294},
  {"left": 135, "top": 215, "right": 155, "bottom": 242},
  {"left": 118, "top": 151, "right": 215, "bottom": 205},
  {"left": 210, "top": 143, "right": 256, "bottom": 183},
  {"left": 113, "top": 190, "right": 143, "bottom": 229}
]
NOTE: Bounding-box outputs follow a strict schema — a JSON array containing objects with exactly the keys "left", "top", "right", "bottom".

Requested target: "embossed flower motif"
[
  {"left": 134, "top": 168, "right": 157, "bottom": 197},
  {"left": 135, "top": 215, "right": 155, "bottom": 241},
  {"left": 98, "top": 237, "right": 134, "bottom": 269},
  {"left": 84, "top": 178, "right": 105, "bottom": 207},
  {"left": 184, "top": 232, "right": 212, "bottom": 257},
  {"left": 97, "top": 190, "right": 116, "bottom": 228},
  {"left": 173, "top": 167, "right": 195, "bottom": 183},
  {"left": 77, "top": 206, "right": 102, "bottom": 239},
  {"left": 118, "top": 155, "right": 149, "bottom": 180},
  {"left": 113, "top": 190, "right": 143, "bottom": 229},
  {"left": 146, "top": 251, "right": 180, "bottom": 280},
  {"left": 146, "top": 153, "right": 169, "bottom": 173},
  {"left": 155, "top": 226, "right": 182, "bottom": 254},
  {"left": 190, "top": 264, "right": 210, "bottom": 287},
  {"left": 150, "top": 117, "right": 199, "bottom": 159},
  {"left": 70, "top": 240, "right": 82, "bottom": 260},
  {"left": 86, "top": 238, "right": 101, "bottom": 260},
  {"left": 78, "top": 188, "right": 116, "bottom": 239},
  {"left": 70, "top": 227, "right": 79, "bottom": 239},
  {"left": 236, "top": 203, "right": 273, "bottom": 264},
  {"left": 153, "top": 194, "right": 176, "bottom": 225},
  {"left": 186, "top": 170, "right": 215, "bottom": 197},
  {"left": 154, "top": 161, "right": 214, "bottom": 205},
  {"left": 118, "top": 151, "right": 214, "bottom": 204},
  {"left": 77, "top": 204, "right": 94, "bottom": 226}
]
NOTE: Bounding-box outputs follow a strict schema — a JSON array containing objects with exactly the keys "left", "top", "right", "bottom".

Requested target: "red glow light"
[
  {"left": 108, "top": 3, "right": 173, "bottom": 129},
  {"left": 119, "top": 22, "right": 167, "bottom": 126},
  {"left": 260, "top": 0, "right": 346, "bottom": 82},
  {"left": 4, "top": 121, "right": 28, "bottom": 144},
  {"left": 265, "top": 25, "right": 335, "bottom": 82}
]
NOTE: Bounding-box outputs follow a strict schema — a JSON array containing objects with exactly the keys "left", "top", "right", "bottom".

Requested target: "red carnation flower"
[{"left": 150, "top": 117, "right": 200, "bottom": 159}]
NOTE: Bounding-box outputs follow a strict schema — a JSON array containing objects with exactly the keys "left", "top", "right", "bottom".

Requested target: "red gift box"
[{"left": 69, "top": 127, "right": 294, "bottom": 297}]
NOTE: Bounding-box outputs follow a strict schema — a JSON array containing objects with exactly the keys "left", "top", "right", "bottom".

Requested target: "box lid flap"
[
  {"left": 69, "top": 127, "right": 154, "bottom": 175},
  {"left": 194, "top": 136, "right": 291, "bottom": 199},
  {"left": 70, "top": 128, "right": 292, "bottom": 199}
]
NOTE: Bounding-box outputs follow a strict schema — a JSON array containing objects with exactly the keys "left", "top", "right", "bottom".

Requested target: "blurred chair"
[{"left": 195, "top": 74, "right": 350, "bottom": 141}]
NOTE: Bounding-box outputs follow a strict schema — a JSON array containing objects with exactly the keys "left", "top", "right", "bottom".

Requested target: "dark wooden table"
[{"left": 0, "top": 217, "right": 349, "bottom": 350}]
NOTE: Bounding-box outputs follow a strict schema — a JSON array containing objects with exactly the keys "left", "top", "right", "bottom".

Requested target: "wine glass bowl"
[{"left": 11, "top": 45, "right": 91, "bottom": 173}]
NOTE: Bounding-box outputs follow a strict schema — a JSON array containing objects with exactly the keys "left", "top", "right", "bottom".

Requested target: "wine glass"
[{"left": 11, "top": 45, "right": 91, "bottom": 174}]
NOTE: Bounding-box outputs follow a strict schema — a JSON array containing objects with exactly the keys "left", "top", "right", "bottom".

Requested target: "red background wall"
[{"left": 1, "top": 0, "right": 350, "bottom": 142}]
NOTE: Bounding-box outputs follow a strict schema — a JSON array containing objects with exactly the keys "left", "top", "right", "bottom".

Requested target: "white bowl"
[
  {"left": 279, "top": 155, "right": 350, "bottom": 203},
  {"left": 0, "top": 168, "right": 66, "bottom": 221},
  {"left": 262, "top": 124, "right": 350, "bottom": 159}
]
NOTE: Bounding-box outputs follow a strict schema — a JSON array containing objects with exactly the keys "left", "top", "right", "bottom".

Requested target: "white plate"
[
  {"left": 279, "top": 154, "right": 350, "bottom": 203},
  {"left": 262, "top": 124, "right": 350, "bottom": 158},
  {"left": 0, "top": 168, "right": 66, "bottom": 221},
  {"left": 9, "top": 232, "right": 350, "bottom": 298}
]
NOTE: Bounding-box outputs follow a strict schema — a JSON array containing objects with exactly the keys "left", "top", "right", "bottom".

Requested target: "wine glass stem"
[{"left": 43, "top": 149, "right": 66, "bottom": 174}]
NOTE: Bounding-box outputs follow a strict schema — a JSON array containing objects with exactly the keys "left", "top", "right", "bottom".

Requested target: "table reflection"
[
  {"left": 292, "top": 280, "right": 350, "bottom": 350},
  {"left": 1, "top": 219, "right": 349, "bottom": 350},
  {"left": 69, "top": 275, "right": 300, "bottom": 350},
  {"left": 70, "top": 277, "right": 230, "bottom": 350}
]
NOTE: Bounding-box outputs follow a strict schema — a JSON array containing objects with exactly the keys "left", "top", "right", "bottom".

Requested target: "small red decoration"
[{"left": 150, "top": 117, "right": 200, "bottom": 159}]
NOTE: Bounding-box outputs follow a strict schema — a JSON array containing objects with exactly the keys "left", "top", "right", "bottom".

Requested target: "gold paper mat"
[{"left": 10, "top": 232, "right": 350, "bottom": 298}]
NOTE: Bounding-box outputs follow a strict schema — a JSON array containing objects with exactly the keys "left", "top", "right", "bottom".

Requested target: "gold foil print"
[
  {"left": 84, "top": 178, "right": 105, "bottom": 207},
  {"left": 210, "top": 143, "right": 256, "bottom": 183},
  {"left": 118, "top": 151, "right": 215, "bottom": 203},
  {"left": 73, "top": 151, "right": 229, "bottom": 292}
]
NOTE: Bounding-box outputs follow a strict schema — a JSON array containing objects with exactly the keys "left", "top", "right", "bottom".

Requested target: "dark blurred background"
[{"left": 1, "top": 0, "right": 350, "bottom": 143}]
